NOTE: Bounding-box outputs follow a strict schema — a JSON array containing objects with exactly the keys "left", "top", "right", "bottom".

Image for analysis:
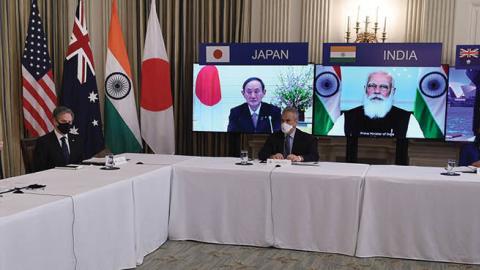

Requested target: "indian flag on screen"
[
  {"left": 413, "top": 65, "right": 448, "bottom": 139},
  {"left": 329, "top": 46, "right": 356, "bottom": 63},
  {"left": 313, "top": 66, "right": 341, "bottom": 135}
]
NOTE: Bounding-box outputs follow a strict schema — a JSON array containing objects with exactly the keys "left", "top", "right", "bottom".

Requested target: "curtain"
[{"left": 0, "top": 0, "right": 250, "bottom": 177}]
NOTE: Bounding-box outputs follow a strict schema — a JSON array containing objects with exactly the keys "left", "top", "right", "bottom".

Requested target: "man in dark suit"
[
  {"left": 258, "top": 107, "right": 318, "bottom": 162},
  {"left": 227, "top": 77, "right": 281, "bottom": 133},
  {"left": 34, "top": 106, "right": 83, "bottom": 172}
]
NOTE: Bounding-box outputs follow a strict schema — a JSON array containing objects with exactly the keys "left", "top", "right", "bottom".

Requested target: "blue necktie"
[
  {"left": 61, "top": 136, "right": 70, "bottom": 164},
  {"left": 252, "top": 113, "right": 258, "bottom": 129}
]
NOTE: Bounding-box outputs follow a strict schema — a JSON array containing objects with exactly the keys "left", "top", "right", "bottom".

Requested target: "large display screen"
[
  {"left": 313, "top": 65, "right": 448, "bottom": 139},
  {"left": 445, "top": 68, "right": 477, "bottom": 141},
  {"left": 193, "top": 64, "right": 314, "bottom": 134}
]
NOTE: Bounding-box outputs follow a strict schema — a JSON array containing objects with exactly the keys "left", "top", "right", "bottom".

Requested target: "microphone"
[{"left": 268, "top": 115, "right": 273, "bottom": 133}]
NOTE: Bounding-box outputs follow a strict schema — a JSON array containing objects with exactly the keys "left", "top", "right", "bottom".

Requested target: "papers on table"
[
  {"left": 55, "top": 164, "right": 84, "bottom": 170},
  {"left": 452, "top": 166, "right": 477, "bottom": 173}
]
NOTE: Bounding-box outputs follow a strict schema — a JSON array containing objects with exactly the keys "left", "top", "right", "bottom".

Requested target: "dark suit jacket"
[
  {"left": 258, "top": 129, "right": 319, "bottom": 162},
  {"left": 227, "top": 102, "right": 281, "bottom": 133},
  {"left": 459, "top": 143, "right": 480, "bottom": 166},
  {"left": 34, "top": 131, "right": 84, "bottom": 172},
  {"left": 344, "top": 106, "right": 411, "bottom": 138}
]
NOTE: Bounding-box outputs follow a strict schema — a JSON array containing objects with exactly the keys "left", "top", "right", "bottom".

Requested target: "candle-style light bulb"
[
  {"left": 376, "top": 7, "right": 379, "bottom": 23},
  {"left": 347, "top": 16, "right": 350, "bottom": 32},
  {"left": 356, "top": 6, "right": 360, "bottom": 22},
  {"left": 383, "top": 16, "right": 387, "bottom": 32}
]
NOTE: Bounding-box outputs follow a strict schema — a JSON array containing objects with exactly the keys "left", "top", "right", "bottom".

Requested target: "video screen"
[
  {"left": 313, "top": 65, "right": 448, "bottom": 139},
  {"left": 193, "top": 64, "right": 314, "bottom": 134},
  {"left": 445, "top": 68, "right": 477, "bottom": 141}
]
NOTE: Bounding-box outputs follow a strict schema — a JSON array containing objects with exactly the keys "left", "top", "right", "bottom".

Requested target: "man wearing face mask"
[
  {"left": 258, "top": 107, "right": 318, "bottom": 162},
  {"left": 34, "top": 106, "right": 84, "bottom": 172}
]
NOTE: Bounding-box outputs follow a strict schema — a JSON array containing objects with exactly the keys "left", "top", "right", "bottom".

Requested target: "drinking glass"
[
  {"left": 105, "top": 154, "right": 115, "bottom": 168},
  {"left": 446, "top": 159, "right": 456, "bottom": 175},
  {"left": 240, "top": 150, "right": 249, "bottom": 165}
]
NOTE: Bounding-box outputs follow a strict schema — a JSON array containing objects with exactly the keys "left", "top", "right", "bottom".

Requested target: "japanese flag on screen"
[{"left": 206, "top": 46, "right": 230, "bottom": 63}]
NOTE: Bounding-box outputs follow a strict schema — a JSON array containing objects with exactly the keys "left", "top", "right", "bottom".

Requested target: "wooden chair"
[{"left": 20, "top": 138, "right": 38, "bottom": 174}]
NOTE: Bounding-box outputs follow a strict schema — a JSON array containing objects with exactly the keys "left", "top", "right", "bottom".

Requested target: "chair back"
[{"left": 21, "top": 138, "right": 37, "bottom": 173}]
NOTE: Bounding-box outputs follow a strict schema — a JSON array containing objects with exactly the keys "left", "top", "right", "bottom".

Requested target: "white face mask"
[{"left": 281, "top": 122, "right": 293, "bottom": 134}]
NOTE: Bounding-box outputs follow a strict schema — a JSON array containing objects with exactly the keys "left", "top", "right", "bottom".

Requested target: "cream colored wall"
[{"left": 245, "top": 0, "right": 475, "bottom": 166}]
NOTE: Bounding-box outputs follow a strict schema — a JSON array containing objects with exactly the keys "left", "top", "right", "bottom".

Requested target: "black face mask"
[{"left": 57, "top": 123, "right": 71, "bottom": 134}]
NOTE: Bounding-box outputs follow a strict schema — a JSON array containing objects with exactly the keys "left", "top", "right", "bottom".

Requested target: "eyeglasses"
[{"left": 367, "top": 82, "right": 390, "bottom": 91}]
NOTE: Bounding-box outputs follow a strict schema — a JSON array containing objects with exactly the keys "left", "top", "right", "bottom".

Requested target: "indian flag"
[
  {"left": 329, "top": 46, "right": 356, "bottom": 63},
  {"left": 313, "top": 66, "right": 341, "bottom": 135},
  {"left": 104, "top": 0, "right": 142, "bottom": 154},
  {"left": 413, "top": 66, "right": 448, "bottom": 139}
]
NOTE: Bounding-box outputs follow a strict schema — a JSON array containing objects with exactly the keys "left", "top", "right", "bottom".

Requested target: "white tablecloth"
[
  {"left": 357, "top": 165, "right": 480, "bottom": 264},
  {"left": 131, "top": 166, "right": 172, "bottom": 264},
  {"left": 124, "top": 153, "right": 195, "bottom": 165},
  {"left": 0, "top": 192, "right": 75, "bottom": 270},
  {"left": 271, "top": 162, "right": 369, "bottom": 255},
  {"left": 169, "top": 157, "right": 275, "bottom": 246},
  {"left": 0, "top": 161, "right": 172, "bottom": 270}
]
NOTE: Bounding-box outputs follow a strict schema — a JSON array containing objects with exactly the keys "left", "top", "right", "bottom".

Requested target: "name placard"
[
  {"left": 199, "top": 43, "right": 308, "bottom": 65},
  {"left": 322, "top": 43, "right": 442, "bottom": 67},
  {"left": 455, "top": 45, "right": 480, "bottom": 69}
]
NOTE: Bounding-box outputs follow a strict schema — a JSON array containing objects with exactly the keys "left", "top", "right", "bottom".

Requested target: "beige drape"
[{"left": 0, "top": 0, "right": 251, "bottom": 177}]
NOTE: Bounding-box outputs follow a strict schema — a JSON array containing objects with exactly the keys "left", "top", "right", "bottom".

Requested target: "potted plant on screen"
[{"left": 272, "top": 66, "right": 314, "bottom": 122}]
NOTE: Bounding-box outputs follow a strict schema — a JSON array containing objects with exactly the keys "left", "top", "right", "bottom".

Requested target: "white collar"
[
  {"left": 248, "top": 103, "right": 262, "bottom": 116},
  {"left": 54, "top": 129, "right": 69, "bottom": 141},
  {"left": 285, "top": 128, "right": 296, "bottom": 139}
]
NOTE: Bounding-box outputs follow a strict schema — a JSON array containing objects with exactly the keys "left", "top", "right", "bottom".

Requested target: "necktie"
[
  {"left": 61, "top": 136, "right": 70, "bottom": 164},
  {"left": 283, "top": 135, "right": 291, "bottom": 158},
  {"left": 252, "top": 113, "right": 258, "bottom": 129}
]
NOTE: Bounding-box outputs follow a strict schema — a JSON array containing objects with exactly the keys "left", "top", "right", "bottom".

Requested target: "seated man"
[
  {"left": 258, "top": 107, "right": 318, "bottom": 162},
  {"left": 227, "top": 77, "right": 281, "bottom": 133},
  {"left": 459, "top": 135, "right": 480, "bottom": 167},
  {"left": 328, "top": 71, "right": 423, "bottom": 138},
  {"left": 34, "top": 106, "right": 83, "bottom": 172}
]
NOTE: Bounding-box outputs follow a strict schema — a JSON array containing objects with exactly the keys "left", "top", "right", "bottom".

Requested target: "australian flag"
[
  {"left": 60, "top": 0, "right": 104, "bottom": 159},
  {"left": 456, "top": 45, "right": 480, "bottom": 69}
]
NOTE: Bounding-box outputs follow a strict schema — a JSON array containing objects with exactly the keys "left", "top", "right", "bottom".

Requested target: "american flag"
[
  {"left": 21, "top": 0, "right": 57, "bottom": 137},
  {"left": 60, "top": 0, "right": 104, "bottom": 159}
]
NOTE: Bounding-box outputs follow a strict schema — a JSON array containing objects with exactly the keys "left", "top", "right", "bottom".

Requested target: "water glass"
[
  {"left": 105, "top": 154, "right": 115, "bottom": 168},
  {"left": 240, "top": 150, "right": 249, "bottom": 165},
  {"left": 446, "top": 159, "right": 456, "bottom": 175}
]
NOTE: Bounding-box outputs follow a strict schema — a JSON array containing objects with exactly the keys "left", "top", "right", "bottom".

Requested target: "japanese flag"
[{"left": 206, "top": 46, "right": 230, "bottom": 63}]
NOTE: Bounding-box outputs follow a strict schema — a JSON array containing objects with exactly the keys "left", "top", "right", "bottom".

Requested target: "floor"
[{"left": 133, "top": 240, "right": 480, "bottom": 270}]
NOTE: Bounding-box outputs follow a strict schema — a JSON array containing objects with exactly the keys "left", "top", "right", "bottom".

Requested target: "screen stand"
[
  {"left": 228, "top": 133, "right": 241, "bottom": 157},
  {"left": 346, "top": 136, "right": 358, "bottom": 163},
  {"left": 0, "top": 154, "right": 3, "bottom": 179},
  {"left": 395, "top": 138, "right": 409, "bottom": 165}
]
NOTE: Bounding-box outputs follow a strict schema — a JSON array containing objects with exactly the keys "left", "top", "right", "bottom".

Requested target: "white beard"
[{"left": 363, "top": 93, "right": 394, "bottom": 119}]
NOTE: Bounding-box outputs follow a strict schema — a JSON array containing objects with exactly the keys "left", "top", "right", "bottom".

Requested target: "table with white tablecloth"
[
  {"left": 4, "top": 154, "right": 480, "bottom": 269},
  {"left": 272, "top": 162, "right": 369, "bottom": 255},
  {"left": 169, "top": 157, "right": 275, "bottom": 246},
  {"left": 0, "top": 192, "right": 75, "bottom": 270},
  {"left": 356, "top": 165, "right": 480, "bottom": 264},
  {"left": 169, "top": 158, "right": 370, "bottom": 255},
  {"left": 0, "top": 161, "right": 172, "bottom": 270}
]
